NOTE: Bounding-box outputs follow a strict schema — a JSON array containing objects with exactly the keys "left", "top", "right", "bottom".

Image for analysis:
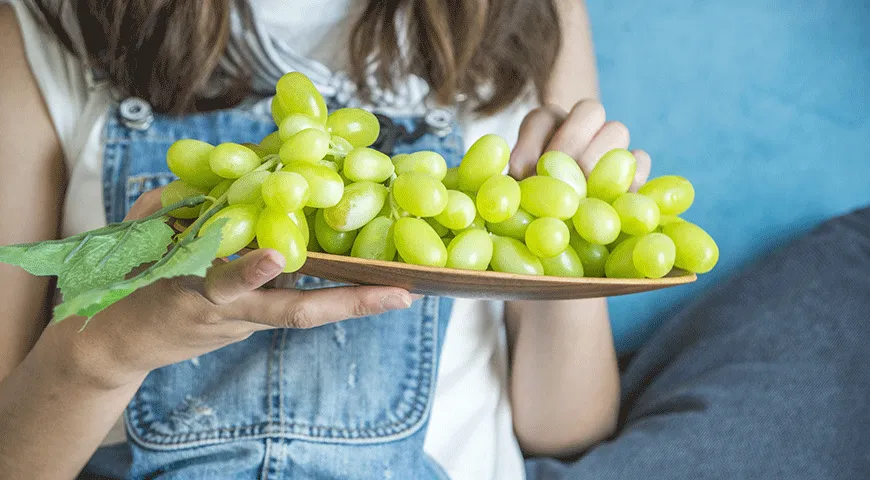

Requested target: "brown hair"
[{"left": 31, "top": 0, "right": 561, "bottom": 115}]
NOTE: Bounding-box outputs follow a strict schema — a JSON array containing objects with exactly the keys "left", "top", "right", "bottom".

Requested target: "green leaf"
[{"left": 52, "top": 219, "right": 226, "bottom": 323}]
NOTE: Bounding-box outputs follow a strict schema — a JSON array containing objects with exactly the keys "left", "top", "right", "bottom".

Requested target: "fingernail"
[
  {"left": 256, "top": 256, "right": 283, "bottom": 277},
  {"left": 380, "top": 294, "right": 411, "bottom": 311}
]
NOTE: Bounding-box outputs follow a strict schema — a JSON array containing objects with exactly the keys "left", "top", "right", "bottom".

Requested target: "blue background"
[{"left": 588, "top": 0, "right": 870, "bottom": 352}]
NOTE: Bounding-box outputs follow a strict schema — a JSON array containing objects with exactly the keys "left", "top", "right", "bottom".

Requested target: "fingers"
[
  {"left": 124, "top": 188, "right": 164, "bottom": 221},
  {"left": 203, "top": 249, "right": 286, "bottom": 305},
  {"left": 630, "top": 149, "right": 652, "bottom": 192},
  {"left": 544, "top": 100, "right": 606, "bottom": 161},
  {"left": 229, "top": 285, "right": 415, "bottom": 330},
  {"left": 576, "top": 121, "right": 631, "bottom": 176},
  {"left": 509, "top": 105, "right": 567, "bottom": 179}
]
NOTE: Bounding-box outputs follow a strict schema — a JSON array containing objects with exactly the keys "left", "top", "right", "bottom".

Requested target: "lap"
[{"left": 527, "top": 206, "right": 870, "bottom": 480}]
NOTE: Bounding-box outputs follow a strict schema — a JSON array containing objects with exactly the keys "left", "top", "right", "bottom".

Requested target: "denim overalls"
[{"left": 99, "top": 95, "right": 463, "bottom": 479}]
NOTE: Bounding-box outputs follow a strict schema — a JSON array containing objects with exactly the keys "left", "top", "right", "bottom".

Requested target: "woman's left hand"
[{"left": 508, "top": 100, "right": 652, "bottom": 189}]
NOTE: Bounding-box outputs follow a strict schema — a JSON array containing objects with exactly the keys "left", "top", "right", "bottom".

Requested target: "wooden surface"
[{"left": 296, "top": 252, "right": 696, "bottom": 300}]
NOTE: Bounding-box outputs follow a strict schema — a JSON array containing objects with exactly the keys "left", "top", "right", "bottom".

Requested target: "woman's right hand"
[{"left": 49, "top": 189, "right": 417, "bottom": 390}]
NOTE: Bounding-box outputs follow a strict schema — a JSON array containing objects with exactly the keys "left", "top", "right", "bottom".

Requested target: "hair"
[{"left": 30, "top": 0, "right": 561, "bottom": 115}]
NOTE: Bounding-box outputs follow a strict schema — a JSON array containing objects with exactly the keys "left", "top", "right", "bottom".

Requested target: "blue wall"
[{"left": 588, "top": 0, "right": 870, "bottom": 352}]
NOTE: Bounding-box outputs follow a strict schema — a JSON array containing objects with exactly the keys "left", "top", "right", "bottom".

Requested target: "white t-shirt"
[{"left": 6, "top": 1, "right": 530, "bottom": 479}]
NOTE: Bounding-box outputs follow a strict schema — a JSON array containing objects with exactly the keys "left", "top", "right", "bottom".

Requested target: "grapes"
[
  {"left": 275, "top": 71, "right": 328, "bottom": 124},
  {"left": 343, "top": 148, "right": 395, "bottom": 183},
  {"left": 573, "top": 198, "right": 621, "bottom": 245},
  {"left": 587, "top": 149, "right": 636, "bottom": 203},
  {"left": 210, "top": 143, "right": 262, "bottom": 179},
  {"left": 536, "top": 151, "right": 587, "bottom": 198},
  {"left": 393, "top": 151, "right": 448, "bottom": 181},
  {"left": 518, "top": 176, "right": 580, "bottom": 220},
  {"left": 323, "top": 181, "right": 388, "bottom": 232},
  {"left": 256, "top": 207, "right": 307, "bottom": 272},
  {"left": 612, "top": 192, "right": 661, "bottom": 235},
  {"left": 279, "top": 128, "right": 331, "bottom": 164},
  {"left": 167, "top": 139, "right": 223, "bottom": 188},
  {"left": 392, "top": 172, "right": 448, "bottom": 218},
  {"left": 261, "top": 172, "right": 310, "bottom": 213},
  {"left": 325, "top": 108, "right": 380, "bottom": 147},
  {"left": 161, "top": 180, "right": 208, "bottom": 219},
  {"left": 161, "top": 72, "right": 718, "bottom": 281},
  {"left": 638, "top": 175, "right": 695, "bottom": 216},
  {"left": 434, "top": 190, "right": 476, "bottom": 230},
  {"left": 476, "top": 175, "right": 521, "bottom": 223},
  {"left": 200, "top": 204, "right": 260, "bottom": 258},
  {"left": 633, "top": 233, "right": 676, "bottom": 279},
  {"left": 458, "top": 134, "right": 510, "bottom": 192},
  {"left": 446, "top": 229, "right": 493, "bottom": 270},
  {"left": 393, "top": 217, "right": 448, "bottom": 267},
  {"left": 525, "top": 217, "right": 570, "bottom": 258},
  {"left": 351, "top": 216, "right": 397, "bottom": 261},
  {"left": 661, "top": 222, "right": 719, "bottom": 273}
]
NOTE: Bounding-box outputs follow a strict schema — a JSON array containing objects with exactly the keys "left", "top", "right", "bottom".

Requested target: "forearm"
[{"left": 0, "top": 319, "right": 144, "bottom": 479}]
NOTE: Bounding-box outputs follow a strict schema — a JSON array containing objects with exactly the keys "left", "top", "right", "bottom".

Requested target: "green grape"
[
  {"left": 271, "top": 96, "right": 288, "bottom": 126},
  {"left": 490, "top": 236, "right": 544, "bottom": 276},
  {"left": 241, "top": 143, "right": 268, "bottom": 158},
  {"left": 323, "top": 181, "right": 388, "bottom": 232},
  {"left": 393, "top": 217, "right": 448, "bottom": 267},
  {"left": 256, "top": 207, "right": 307, "bottom": 273},
  {"left": 392, "top": 172, "right": 449, "bottom": 218},
  {"left": 318, "top": 159, "right": 340, "bottom": 172},
  {"left": 258, "top": 131, "right": 283, "bottom": 156},
  {"left": 351, "top": 216, "right": 396, "bottom": 261},
  {"left": 279, "top": 128, "right": 331, "bottom": 164},
  {"left": 476, "top": 175, "right": 521, "bottom": 223},
  {"left": 343, "top": 148, "right": 395, "bottom": 183},
  {"left": 486, "top": 208, "right": 534, "bottom": 240},
  {"left": 633, "top": 233, "right": 676, "bottom": 278},
  {"left": 536, "top": 151, "right": 587, "bottom": 198},
  {"left": 569, "top": 232, "right": 609, "bottom": 277},
  {"left": 661, "top": 222, "right": 719, "bottom": 273},
  {"left": 326, "top": 135, "right": 354, "bottom": 168},
  {"left": 287, "top": 210, "right": 309, "bottom": 247},
  {"left": 160, "top": 180, "right": 208, "bottom": 219},
  {"left": 227, "top": 170, "right": 270, "bottom": 205},
  {"left": 209, "top": 143, "right": 262, "bottom": 179},
  {"left": 200, "top": 179, "right": 233, "bottom": 215},
  {"left": 604, "top": 236, "right": 643, "bottom": 278},
  {"left": 612, "top": 193, "right": 661, "bottom": 235},
  {"left": 442, "top": 166, "right": 459, "bottom": 190},
  {"left": 587, "top": 149, "right": 637, "bottom": 202},
  {"left": 659, "top": 215, "right": 686, "bottom": 227},
  {"left": 275, "top": 71, "right": 328, "bottom": 124},
  {"left": 540, "top": 246, "right": 585, "bottom": 277},
  {"left": 446, "top": 229, "right": 493, "bottom": 271},
  {"left": 393, "top": 151, "right": 448, "bottom": 181},
  {"left": 166, "top": 139, "right": 223, "bottom": 188},
  {"left": 281, "top": 162, "right": 344, "bottom": 208},
  {"left": 426, "top": 217, "right": 451, "bottom": 237},
  {"left": 434, "top": 190, "right": 476, "bottom": 230},
  {"left": 458, "top": 134, "right": 510, "bottom": 192},
  {"left": 391, "top": 153, "right": 409, "bottom": 165},
  {"left": 305, "top": 210, "right": 321, "bottom": 252},
  {"left": 638, "top": 176, "right": 695, "bottom": 216},
  {"left": 314, "top": 209, "right": 357, "bottom": 254},
  {"left": 325, "top": 108, "right": 380, "bottom": 147},
  {"left": 261, "top": 171, "right": 310, "bottom": 213},
  {"left": 451, "top": 214, "right": 485, "bottom": 236},
  {"left": 518, "top": 176, "right": 580, "bottom": 220},
  {"left": 524, "top": 217, "right": 570, "bottom": 258},
  {"left": 279, "top": 113, "right": 327, "bottom": 141},
  {"left": 199, "top": 204, "right": 260, "bottom": 258},
  {"left": 572, "top": 198, "right": 621, "bottom": 245},
  {"left": 607, "top": 231, "right": 634, "bottom": 250}
]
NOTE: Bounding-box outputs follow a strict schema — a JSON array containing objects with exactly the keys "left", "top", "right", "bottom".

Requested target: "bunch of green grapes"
[{"left": 161, "top": 72, "right": 718, "bottom": 278}]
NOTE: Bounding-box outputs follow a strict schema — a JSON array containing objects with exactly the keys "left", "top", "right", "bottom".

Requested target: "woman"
[{"left": 1, "top": 0, "right": 867, "bottom": 479}]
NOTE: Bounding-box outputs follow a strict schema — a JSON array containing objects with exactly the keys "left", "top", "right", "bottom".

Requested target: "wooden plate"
[{"left": 296, "top": 252, "right": 696, "bottom": 300}]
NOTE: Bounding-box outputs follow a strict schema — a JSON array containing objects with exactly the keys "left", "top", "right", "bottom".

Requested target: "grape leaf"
[{"left": 52, "top": 219, "right": 225, "bottom": 323}]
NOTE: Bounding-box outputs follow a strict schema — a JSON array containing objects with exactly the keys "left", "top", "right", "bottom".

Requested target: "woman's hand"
[
  {"left": 55, "top": 188, "right": 417, "bottom": 390},
  {"left": 509, "top": 100, "right": 651, "bottom": 188}
]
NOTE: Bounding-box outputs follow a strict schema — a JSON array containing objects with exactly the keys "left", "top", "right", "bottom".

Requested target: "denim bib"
[{"left": 102, "top": 97, "right": 462, "bottom": 479}]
